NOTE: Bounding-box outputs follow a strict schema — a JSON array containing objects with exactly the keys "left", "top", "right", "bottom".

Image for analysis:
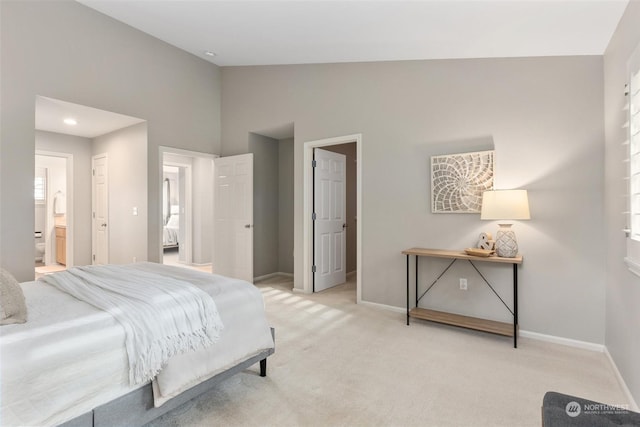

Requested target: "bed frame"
[{"left": 59, "top": 328, "right": 275, "bottom": 427}]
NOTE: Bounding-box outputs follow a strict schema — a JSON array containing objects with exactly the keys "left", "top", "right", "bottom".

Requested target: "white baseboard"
[
  {"left": 358, "top": 300, "right": 406, "bottom": 313},
  {"left": 519, "top": 330, "right": 605, "bottom": 353},
  {"left": 253, "top": 272, "right": 294, "bottom": 282},
  {"left": 604, "top": 347, "right": 639, "bottom": 411}
]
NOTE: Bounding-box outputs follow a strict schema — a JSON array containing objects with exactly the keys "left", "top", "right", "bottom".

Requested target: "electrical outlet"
[{"left": 459, "top": 278, "right": 468, "bottom": 290}]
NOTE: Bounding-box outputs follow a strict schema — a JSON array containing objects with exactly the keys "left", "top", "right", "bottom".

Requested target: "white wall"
[
  {"left": 603, "top": 0, "right": 640, "bottom": 408},
  {"left": 93, "top": 123, "right": 148, "bottom": 265},
  {"left": 221, "top": 56, "right": 606, "bottom": 344},
  {"left": 0, "top": 0, "right": 221, "bottom": 281}
]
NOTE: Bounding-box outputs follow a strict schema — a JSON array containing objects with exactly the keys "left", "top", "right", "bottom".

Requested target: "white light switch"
[{"left": 132, "top": 207, "right": 138, "bottom": 216}]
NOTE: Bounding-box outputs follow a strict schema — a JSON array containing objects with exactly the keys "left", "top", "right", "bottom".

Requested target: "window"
[
  {"left": 34, "top": 168, "right": 46, "bottom": 203},
  {"left": 629, "top": 71, "right": 640, "bottom": 236},
  {"left": 626, "top": 43, "right": 640, "bottom": 276}
]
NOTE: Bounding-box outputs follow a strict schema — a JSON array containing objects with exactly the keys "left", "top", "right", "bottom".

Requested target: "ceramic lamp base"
[{"left": 495, "top": 223, "right": 518, "bottom": 258}]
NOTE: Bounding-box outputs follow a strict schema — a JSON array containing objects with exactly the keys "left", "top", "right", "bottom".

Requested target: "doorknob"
[
  {"left": 342, "top": 223, "right": 347, "bottom": 229},
  {"left": 245, "top": 224, "right": 253, "bottom": 229},
  {"left": 102, "top": 223, "right": 107, "bottom": 227}
]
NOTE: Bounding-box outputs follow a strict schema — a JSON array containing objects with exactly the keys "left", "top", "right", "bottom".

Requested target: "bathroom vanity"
[{"left": 55, "top": 225, "right": 66, "bottom": 265}]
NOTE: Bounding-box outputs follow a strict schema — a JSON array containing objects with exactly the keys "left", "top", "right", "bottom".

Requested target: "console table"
[{"left": 402, "top": 248, "right": 523, "bottom": 348}]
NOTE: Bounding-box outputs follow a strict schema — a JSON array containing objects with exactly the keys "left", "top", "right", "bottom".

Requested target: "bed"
[
  {"left": 162, "top": 214, "right": 179, "bottom": 248},
  {"left": 0, "top": 263, "right": 275, "bottom": 427}
]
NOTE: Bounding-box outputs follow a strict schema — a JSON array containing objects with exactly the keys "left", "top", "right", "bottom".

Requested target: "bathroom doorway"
[{"left": 34, "top": 152, "right": 71, "bottom": 277}]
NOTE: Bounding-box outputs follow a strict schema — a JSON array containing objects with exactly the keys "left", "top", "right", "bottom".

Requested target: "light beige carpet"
[{"left": 146, "top": 275, "right": 628, "bottom": 427}]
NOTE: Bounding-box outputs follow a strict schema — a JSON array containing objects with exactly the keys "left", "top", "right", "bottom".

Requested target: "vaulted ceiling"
[{"left": 78, "top": 0, "right": 629, "bottom": 67}]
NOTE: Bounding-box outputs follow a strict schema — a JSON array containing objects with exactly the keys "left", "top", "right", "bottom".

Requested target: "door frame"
[
  {"left": 158, "top": 146, "right": 217, "bottom": 265},
  {"left": 303, "top": 134, "right": 362, "bottom": 302},
  {"left": 36, "top": 150, "right": 74, "bottom": 268}
]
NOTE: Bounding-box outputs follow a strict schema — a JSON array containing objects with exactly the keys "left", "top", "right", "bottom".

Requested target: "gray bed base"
[{"left": 59, "top": 328, "right": 275, "bottom": 427}]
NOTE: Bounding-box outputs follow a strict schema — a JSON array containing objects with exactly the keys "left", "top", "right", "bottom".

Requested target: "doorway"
[
  {"left": 35, "top": 95, "right": 147, "bottom": 268},
  {"left": 34, "top": 151, "right": 72, "bottom": 277},
  {"left": 304, "top": 134, "right": 362, "bottom": 302},
  {"left": 159, "top": 147, "right": 215, "bottom": 272}
]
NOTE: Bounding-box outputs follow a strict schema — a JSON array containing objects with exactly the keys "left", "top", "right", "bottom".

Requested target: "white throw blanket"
[{"left": 39, "top": 264, "right": 224, "bottom": 385}]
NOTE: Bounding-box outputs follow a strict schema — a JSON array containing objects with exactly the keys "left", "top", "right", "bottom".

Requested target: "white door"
[
  {"left": 92, "top": 154, "right": 109, "bottom": 265},
  {"left": 314, "top": 148, "right": 346, "bottom": 292},
  {"left": 213, "top": 154, "right": 253, "bottom": 282}
]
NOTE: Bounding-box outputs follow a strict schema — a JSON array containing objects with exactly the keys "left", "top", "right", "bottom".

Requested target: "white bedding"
[
  {"left": 163, "top": 215, "right": 179, "bottom": 247},
  {"left": 163, "top": 226, "right": 179, "bottom": 247},
  {"left": 0, "top": 263, "right": 274, "bottom": 427}
]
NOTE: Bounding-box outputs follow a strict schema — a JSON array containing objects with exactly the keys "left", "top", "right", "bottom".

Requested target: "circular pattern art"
[{"left": 431, "top": 150, "right": 494, "bottom": 213}]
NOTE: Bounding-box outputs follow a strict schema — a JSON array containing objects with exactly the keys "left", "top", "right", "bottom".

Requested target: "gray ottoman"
[{"left": 542, "top": 391, "right": 640, "bottom": 426}]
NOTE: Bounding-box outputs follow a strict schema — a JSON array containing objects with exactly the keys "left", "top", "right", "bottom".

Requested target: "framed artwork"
[{"left": 431, "top": 150, "right": 494, "bottom": 213}]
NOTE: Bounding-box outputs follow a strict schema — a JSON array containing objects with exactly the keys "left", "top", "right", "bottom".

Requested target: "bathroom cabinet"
[{"left": 55, "top": 226, "right": 66, "bottom": 265}]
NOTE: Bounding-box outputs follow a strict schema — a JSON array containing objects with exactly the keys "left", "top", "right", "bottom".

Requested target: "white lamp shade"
[{"left": 480, "top": 190, "right": 530, "bottom": 220}]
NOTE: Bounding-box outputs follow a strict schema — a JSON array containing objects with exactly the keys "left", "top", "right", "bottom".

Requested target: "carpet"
[{"left": 145, "top": 275, "right": 629, "bottom": 427}]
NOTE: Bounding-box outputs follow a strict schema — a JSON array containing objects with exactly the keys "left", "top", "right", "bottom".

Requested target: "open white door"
[
  {"left": 92, "top": 154, "right": 109, "bottom": 265},
  {"left": 213, "top": 153, "right": 253, "bottom": 281},
  {"left": 313, "top": 148, "right": 346, "bottom": 292}
]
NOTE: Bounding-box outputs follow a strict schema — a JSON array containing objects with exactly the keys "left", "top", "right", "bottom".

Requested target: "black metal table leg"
[
  {"left": 513, "top": 263, "right": 518, "bottom": 348},
  {"left": 415, "top": 255, "right": 419, "bottom": 308},
  {"left": 406, "top": 254, "right": 410, "bottom": 325}
]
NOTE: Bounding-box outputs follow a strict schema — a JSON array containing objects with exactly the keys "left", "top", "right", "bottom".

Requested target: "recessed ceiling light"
[
  {"left": 204, "top": 51, "right": 216, "bottom": 57},
  {"left": 63, "top": 118, "right": 77, "bottom": 126}
]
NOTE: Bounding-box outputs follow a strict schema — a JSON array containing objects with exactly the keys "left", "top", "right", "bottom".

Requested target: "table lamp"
[{"left": 480, "top": 189, "right": 530, "bottom": 257}]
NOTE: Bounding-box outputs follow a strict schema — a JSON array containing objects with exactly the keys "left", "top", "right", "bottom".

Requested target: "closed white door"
[
  {"left": 314, "top": 148, "right": 346, "bottom": 292},
  {"left": 213, "top": 154, "right": 253, "bottom": 282},
  {"left": 92, "top": 154, "right": 109, "bottom": 265}
]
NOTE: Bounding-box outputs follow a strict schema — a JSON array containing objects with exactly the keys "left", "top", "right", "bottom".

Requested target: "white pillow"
[{"left": 0, "top": 268, "right": 27, "bottom": 325}]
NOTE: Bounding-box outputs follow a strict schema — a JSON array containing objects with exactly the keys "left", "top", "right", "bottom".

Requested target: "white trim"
[
  {"left": 254, "top": 271, "right": 294, "bottom": 282},
  {"left": 303, "top": 134, "right": 362, "bottom": 303},
  {"left": 604, "top": 347, "right": 640, "bottom": 411},
  {"left": 518, "top": 330, "right": 605, "bottom": 352},
  {"left": 359, "top": 300, "right": 406, "bottom": 314}
]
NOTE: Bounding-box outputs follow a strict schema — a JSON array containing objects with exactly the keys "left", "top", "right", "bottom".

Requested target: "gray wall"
[
  {"left": 250, "top": 133, "right": 280, "bottom": 278},
  {"left": 35, "top": 131, "right": 93, "bottom": 267},
  {"left": 93, "top": 123, "right": 148, "bottom": 265},
  {"left": 604, "top": 1, "right": 640, "bottom": 408},
  {"left": 279, "top": 138, "right": 294, "bottom": 274},
  {"left": 221, "top": 56, "right": 606, "bottom": 344},
  {"left": 0, "top": 0, "right": 221, "bottom": 281}
]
